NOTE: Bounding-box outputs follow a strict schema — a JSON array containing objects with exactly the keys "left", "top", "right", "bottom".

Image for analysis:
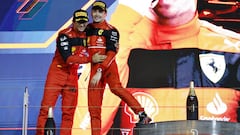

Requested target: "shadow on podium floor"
[{"left": 133, "top": 120, "right": 240, "bottom": 135}]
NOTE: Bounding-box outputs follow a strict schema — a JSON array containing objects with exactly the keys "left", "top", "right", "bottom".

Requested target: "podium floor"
[{"left": 133, "top": 120, "right": 240, "bottom": 135}]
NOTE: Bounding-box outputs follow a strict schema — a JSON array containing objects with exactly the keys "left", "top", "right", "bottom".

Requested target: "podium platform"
[{"left": 133, "top": 120, "right": 240, "bottom": 135}]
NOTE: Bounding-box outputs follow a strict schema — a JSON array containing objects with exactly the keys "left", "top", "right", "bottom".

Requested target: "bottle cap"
[
  {"left": 190, "top": 81, "right": 194, "bottom": 89},
  {"left": 48, "top": 107, "right": 54, "bottom": 118}
]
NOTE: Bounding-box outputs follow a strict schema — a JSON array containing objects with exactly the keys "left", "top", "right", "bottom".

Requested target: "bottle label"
[{"left": 188, "top": 104, "right": 196, "bottom": 112}]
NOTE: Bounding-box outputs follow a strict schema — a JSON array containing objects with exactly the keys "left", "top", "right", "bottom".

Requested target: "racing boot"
[{"left": 138, "top": 111, "right": 152, "bottom": 124}]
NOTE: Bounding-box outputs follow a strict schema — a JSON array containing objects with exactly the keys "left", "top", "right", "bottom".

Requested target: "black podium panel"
[{"left": 133, "top": 120, "right": 240, "bottom": 135}]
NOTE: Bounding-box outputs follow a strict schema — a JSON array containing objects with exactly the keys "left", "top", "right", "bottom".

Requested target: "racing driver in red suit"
[
  {"left": 86, "top": 1, "right": 152, "bottom": 135},
  {"left": 36, "top": 9, "right": 106, "bottom": 135}
]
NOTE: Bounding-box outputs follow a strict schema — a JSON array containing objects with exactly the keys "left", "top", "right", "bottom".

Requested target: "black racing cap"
[
  {"left": 92, "top": 1, "right": 107, "bottom": 11},
  {"left": 73, "top": 9, "right": 88, "bottom": 23}
]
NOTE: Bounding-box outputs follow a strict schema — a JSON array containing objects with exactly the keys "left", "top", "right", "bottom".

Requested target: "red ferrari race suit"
[
  {"left": 104, "top": 4, "right": 240, "bottom": 135},
  {"left": 36, "top": 27, "right": 89, "bottom": 135},
  {"left": 86, "top": 20, "right": 144, "bottom": 135}
]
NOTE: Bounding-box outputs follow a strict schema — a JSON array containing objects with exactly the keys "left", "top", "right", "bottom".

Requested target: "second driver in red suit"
[
  {"left": 36, "top": 9, "right": 106, "bottom": 135},
  {"left": 86, "top": 1, "right": 152, "bottom": 135}
]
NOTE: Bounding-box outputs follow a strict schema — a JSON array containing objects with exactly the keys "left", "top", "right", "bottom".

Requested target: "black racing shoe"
[{"left": 138, "top": 111, "right": 152, "bottom": 124}]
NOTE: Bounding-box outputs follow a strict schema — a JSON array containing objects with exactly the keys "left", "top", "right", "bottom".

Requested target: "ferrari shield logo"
[{"left": 199, "top": 54, "right": 226, "bottom": 83}]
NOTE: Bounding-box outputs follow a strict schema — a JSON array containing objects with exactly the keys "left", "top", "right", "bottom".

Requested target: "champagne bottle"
[
  {"left": 44, "top": 107, "right": 56, "bottom": 135},
  {"left": 186, "top": 81, "right": 198, "bottom": 120}
]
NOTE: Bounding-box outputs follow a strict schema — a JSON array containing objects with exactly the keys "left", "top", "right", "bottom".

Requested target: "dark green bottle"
[
  {"left": 44, "top": 107, "right": 56, "bottom": 135},
  {"left": 186, "top": 81, "right": 198, "bottom": 120}
]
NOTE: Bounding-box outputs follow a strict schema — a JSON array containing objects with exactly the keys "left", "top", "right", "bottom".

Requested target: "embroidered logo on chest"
[{"left": 96, "top": 37, "right": 104, "bottom": 46}]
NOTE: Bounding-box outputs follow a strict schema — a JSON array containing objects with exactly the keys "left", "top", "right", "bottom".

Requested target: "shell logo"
[{"left": 124, "top": 92, "right": 159, "bottom": 123}]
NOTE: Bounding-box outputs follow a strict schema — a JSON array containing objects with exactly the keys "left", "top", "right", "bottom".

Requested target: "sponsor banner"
[
  {"left": 72, "top": 85, "right": 239, "bottom": 134},
  {"left": 118, "top": 88, "right": 239, "bottom": 134}
]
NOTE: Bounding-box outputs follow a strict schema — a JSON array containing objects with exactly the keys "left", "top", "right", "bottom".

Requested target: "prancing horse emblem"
[{"left": 199, "top": 54, "right": 226, "bottom": 83}]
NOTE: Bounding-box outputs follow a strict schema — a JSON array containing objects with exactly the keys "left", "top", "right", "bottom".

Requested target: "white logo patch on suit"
[{"left": 199, "top": 53, "right": 226, "bottom": 83}]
